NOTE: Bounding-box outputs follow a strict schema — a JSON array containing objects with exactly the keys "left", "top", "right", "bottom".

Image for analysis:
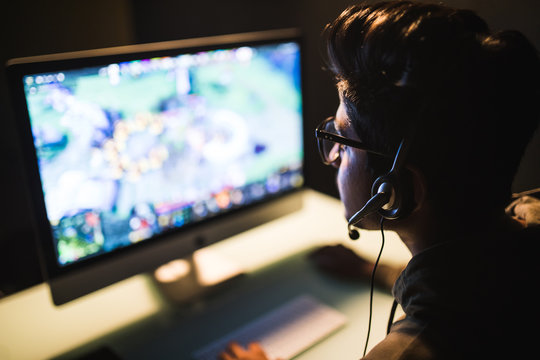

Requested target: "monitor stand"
[{"left": 152, "top": 247, "right": 245, "bottom": 305}]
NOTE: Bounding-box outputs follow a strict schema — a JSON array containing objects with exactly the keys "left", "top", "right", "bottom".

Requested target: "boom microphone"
[
  {"left": 348, "top": 226, "right": 360, "bottom": 240},
  {"left": 347, "top": 186, "right": 392, "bottom": 240}
]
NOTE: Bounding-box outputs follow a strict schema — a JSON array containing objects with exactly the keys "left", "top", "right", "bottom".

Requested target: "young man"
[{"left": 221, "top": 1, "right": 540, "bottom": 359}]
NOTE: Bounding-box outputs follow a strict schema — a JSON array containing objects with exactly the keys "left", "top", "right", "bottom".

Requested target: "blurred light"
[{"left": 154, "top": 259, "right": 191, "bottom": 283}]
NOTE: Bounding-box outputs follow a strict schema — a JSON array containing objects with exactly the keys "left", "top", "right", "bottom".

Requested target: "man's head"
[{"left": 324, "top": 1, "right": 540, "bottom": 222}]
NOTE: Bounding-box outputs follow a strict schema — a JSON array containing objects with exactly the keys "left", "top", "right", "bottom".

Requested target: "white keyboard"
[{"left": 192, "top": 294, "right": 347, "bottom": 360}]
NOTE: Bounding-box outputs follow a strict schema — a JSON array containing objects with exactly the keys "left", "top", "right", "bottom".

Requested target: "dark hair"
[{"left": 325, "top": 1, "right": 540, "bottom": 211}]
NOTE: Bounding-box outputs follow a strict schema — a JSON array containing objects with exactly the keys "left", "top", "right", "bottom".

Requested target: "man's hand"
[
  {"left": 219, "top": 342, "right": 271, "bottom": 360},
  {"left": 506, "top": 194, "right": 540, "bottom": 227},
  {"left": 309, "top": 244, "right": 404, "bottom": 291},
  {"left": 309, "top": 244, "right": 373, "bottom": 279}
]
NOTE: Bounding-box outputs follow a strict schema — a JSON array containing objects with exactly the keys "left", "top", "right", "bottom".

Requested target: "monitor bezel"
[{"left": 6, "top": 28, "right": 305, "bottom": 305}]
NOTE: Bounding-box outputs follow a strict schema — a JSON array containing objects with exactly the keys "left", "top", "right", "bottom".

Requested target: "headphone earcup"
[
  {"left": 372, "top": 169, "right": 417, "bottom": 220},
  {"left": 371, "top": 174, "right": 403, "bottom": 220}
]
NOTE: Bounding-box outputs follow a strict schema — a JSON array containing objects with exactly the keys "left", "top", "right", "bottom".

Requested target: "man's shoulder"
[{"left": 364, "top": 319, "right": 436, "bottom": 360}]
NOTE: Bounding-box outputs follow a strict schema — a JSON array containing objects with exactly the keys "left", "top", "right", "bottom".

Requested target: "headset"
[
  {"left": 347, "top": 136, "right": 413, "bottom": 240},
  {"left": 346, "top": 135, "right": 415, "bottom": 356}
]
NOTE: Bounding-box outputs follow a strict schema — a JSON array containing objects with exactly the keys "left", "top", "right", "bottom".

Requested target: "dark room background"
[{"left": 1, "top": 0, "right": 539, "bottom": 297}]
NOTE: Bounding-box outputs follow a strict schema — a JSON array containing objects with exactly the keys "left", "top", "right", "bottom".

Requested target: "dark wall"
[
  {"left": 1, "top": 0, "right": 539, "bottom": 297},
  {"left": 0, "top": 0, "right": 136, "bottom": 297}
]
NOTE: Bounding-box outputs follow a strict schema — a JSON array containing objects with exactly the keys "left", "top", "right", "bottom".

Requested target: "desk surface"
[{"left": 0, "top": 189, "right": 411, "bottom": 360}]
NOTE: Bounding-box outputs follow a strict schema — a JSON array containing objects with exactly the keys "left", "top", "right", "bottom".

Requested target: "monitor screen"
[{"left": 7, "top": 29, "right": 304, "bottom": 305}]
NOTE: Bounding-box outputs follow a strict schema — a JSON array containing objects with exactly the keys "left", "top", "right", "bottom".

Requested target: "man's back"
[{"left": 366, "top": 223, "right": 540, "bottom": 359}]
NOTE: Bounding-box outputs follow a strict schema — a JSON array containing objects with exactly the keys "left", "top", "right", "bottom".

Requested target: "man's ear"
[{"left": 406, "top": 165, "right": 427, "bottom": 214}]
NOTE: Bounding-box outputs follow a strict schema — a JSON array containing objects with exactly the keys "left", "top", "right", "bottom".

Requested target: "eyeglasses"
[{"left": 315, "top": 116, "right": 390, "bottom": 165}]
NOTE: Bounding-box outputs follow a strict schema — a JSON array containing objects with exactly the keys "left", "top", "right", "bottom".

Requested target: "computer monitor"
[{"left": 7, "top": 29, "right": 304, "bottom": 305}]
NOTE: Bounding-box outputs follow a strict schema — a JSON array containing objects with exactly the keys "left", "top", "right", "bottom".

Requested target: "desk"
[{"left": 0, "top": 189, "right": 411, "bottom": 360}]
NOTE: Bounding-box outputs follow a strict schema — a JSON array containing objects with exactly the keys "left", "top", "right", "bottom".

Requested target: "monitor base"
[{"left": 152, "top": 247, "right": 245, "bottom": 305}]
